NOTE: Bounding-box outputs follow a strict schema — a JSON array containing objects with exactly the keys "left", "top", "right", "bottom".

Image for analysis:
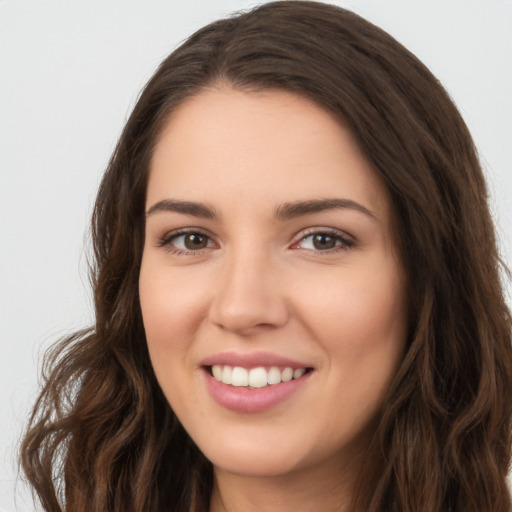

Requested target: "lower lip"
[{"left": 203, "top": 370, "right": 312, "bottom": 413}]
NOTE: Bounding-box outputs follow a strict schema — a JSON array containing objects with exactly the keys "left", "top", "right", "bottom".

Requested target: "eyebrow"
[
  {"left": 274, "top": 198, "right": 378, "bottom": 221},
  {"left": 146, "top": 199, "right": 217, "bottom": 218},
  {"left": 146, "top": 197, "right": 377, "bottom": 221}
]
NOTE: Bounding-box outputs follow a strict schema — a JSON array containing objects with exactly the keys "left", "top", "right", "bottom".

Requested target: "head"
[{"left": 57, "top": 1, "right": 511, "bottom": 510}]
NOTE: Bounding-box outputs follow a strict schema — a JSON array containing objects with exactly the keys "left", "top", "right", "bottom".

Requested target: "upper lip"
[{"left": 200, "top": 351, "right": 312, "bottom": 370}]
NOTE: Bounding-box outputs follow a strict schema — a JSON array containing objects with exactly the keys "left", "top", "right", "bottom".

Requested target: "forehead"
[{"left": 148, "top": 86, "right": 390, "bottom": 220}]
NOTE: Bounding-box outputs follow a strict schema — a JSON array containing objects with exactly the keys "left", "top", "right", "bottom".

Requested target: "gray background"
[{"left": 1, "top": 1, "right": 511, "bottom": 510}]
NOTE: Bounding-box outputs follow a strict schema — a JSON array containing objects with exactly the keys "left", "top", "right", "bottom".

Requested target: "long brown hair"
[{"left": 20, "top": 2, "right": 512, "bottom": 511}]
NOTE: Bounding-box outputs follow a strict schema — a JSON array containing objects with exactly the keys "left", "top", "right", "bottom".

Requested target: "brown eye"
[
  {"left": 184, "top": 233, "right": 209, "bottom": 250},
  {"left": 162, "top": 231, "right": 215, "bottom": 253},
  {"left": 312, "top": 234, "right": 336, "bottom": 250},
  {"left": 295, "top": 230, "right": 354, "bottom": 253}
]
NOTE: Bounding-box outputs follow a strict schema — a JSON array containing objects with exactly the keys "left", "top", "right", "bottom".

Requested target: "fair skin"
[{"left": 139, "top": 86, "right": 408, "bottom": 511}]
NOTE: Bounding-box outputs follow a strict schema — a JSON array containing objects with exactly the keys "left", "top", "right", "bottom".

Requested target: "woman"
[{"left": 21, "top": 2, "right": 512, "bottom": 511}]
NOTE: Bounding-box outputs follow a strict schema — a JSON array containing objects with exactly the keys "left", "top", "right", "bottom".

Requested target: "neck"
[{"left": 209, "top": 455, "right": 362, "bottom": 512}]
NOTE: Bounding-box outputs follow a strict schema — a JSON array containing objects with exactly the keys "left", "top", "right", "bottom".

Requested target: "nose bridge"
[{"left": 209, "top": 241, "right": 288, "bottom": 333}]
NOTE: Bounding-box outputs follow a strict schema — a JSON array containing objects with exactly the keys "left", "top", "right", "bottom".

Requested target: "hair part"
[{"left": 21, "top": 2, "right": 512, "bottom": 511}]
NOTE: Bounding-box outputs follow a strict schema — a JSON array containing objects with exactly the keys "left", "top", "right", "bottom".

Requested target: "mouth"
[
  {"left": 200, "top": 352, "right": 315, "bottom": 412},
  {"left": 205, "top": 364, "right": 314, "bottom": 389}
]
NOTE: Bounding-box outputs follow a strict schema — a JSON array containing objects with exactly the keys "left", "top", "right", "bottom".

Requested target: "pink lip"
[
  {"left": 203, "top": 372, "right": 311, "bottom": 413},
  {"left": 200, "top": 351, "right": 310, "bottom": 370},
  {"left": 199, "top": 351, "right": 314, "bottom": 413}
]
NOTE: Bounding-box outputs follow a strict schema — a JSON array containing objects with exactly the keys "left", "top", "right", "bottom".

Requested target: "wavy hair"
[{"left": 20, "top": 2, "right": 512, "bottom": 511}]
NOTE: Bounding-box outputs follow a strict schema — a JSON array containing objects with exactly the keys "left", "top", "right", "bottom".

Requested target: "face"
[{"left": 139, "top": 86, "right": 408, "bottom": 481}]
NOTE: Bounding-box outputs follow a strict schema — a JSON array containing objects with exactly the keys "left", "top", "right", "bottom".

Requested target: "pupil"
[
  {"left": 313, "top": 234, "right": 335, "bottom": 250},
  {"left": 185, "top": 234, "right": 207, "bottom": 250}
]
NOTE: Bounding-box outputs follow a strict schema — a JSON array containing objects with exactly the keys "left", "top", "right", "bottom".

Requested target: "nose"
[{"left": 208, "top": 249, "right": 289, "bottom": 335}]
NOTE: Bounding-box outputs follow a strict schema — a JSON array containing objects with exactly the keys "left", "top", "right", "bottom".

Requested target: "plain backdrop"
[{"left": 1, "top": 1, "right": 511, "bottom": 510}]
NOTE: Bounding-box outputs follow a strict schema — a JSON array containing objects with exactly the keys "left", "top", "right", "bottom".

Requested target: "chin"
[
  {"left": 210, "top": 451, "right": 301, "bottom": 478},
  {"left": 197, "top": 433, "right": 307, "bottom": 478}
]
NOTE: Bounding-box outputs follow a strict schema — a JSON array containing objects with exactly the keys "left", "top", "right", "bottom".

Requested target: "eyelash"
[
  {"left": 293, "top": 228, "right": 355, "bottom": 254},
  {"left": 157, "top": 229, "right": 216, "bottom": 255},
  {"left": 157, "top": 228, "right": 355, "bottom": 256}
]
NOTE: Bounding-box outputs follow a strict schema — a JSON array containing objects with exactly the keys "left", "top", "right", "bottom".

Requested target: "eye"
[
  {"left": 159, "top": 230, "right": 216, "bottom": 254},
  {"left": 293, "top": 229, "right": 354, "bottom": 253}
]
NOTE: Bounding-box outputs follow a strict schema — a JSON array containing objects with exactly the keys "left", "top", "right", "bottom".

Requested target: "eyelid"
[
  {"left": 157, "top": 227, "right": 217, "bottom": 254},
  {"left": 156, "top": 226, "right": 355, "bottom": 255},
  {"left": 290, "top": 227, "right": 356, "bottom": 252}
]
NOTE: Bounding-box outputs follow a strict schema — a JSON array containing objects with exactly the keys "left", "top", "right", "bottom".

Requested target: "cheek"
[
  {"left": 302, "top": 260, "right": 407, "bottom": 433},
  {"left": 139, "top": 262, "right": 209, "bottom": 411},
  {"left": 139, "top": 264, "right": 211, "bottom": 350},
  {"left": 296, "top": 256, "right": 407, "bottom": 367}
]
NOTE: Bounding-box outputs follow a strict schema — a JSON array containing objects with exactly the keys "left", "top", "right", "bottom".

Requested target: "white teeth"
[
  {"left": 211, "top": 364, "right": 308, "bottom": 387},
  {"left": 293, "top": 368, "right": 306, "bottom": 379},
  {"left": 221, "top": 365, "right": 232, "bottom": 385},
  {"left": 267, "top": 366, "right": 281, "bottom": 385},
  {"left": 231, "top": 367, "right": 249, "bottom": 387},
  {"left": 212, "top": 365, "right": 222, "bottom": 381},
  {"left": 281, "top": 367, "right": 293, "bottom": 382},
  {"left": 249, "top": 367, "right": 267, "bottom": 388}
]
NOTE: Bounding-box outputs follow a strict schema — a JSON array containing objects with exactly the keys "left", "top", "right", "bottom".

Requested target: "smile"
[
  {"left": 202, "top": 361, "right": 314, "bottom": 413},
  {"left": 210, "top": 365, "right": 309, "bottom": 388}
]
